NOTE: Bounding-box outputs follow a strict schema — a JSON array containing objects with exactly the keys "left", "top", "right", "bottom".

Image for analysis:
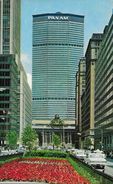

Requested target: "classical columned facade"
[{"left": 32, "top": 120, "right": 75, "bottom": 147}]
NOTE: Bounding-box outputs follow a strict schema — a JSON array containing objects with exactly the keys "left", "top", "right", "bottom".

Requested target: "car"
[
  {"left": 84, "top": 152, "right": 107, "bottom": 172},
  {"left": 93, "top": 149, "right": 106, "bottom": 158},
  {"left": 47, "top": 146, "right": 53, "bottom": 150},
  {"left": 67, "top": 148, "right": 78, "bottom": 154},
  {"left": 73, "top": 149, "right": 87, "bottom": 161},
  {"left": 17, "top": 147, "right": 25, "bottom": 153},
  {"left": 0, "top": 150, "right": 10, "bottom": 155}
]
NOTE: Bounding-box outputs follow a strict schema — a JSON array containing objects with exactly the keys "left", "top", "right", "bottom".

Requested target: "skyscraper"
[
  {"left": 32, "top": 12, "right": 84, "bottom": 124},
  {"left": 95, "top": 15, "right": 113, "bottom": 151},
  {"left": 0, "top": 0, "right": 21, "bottom": 146},
  {"left": 0, "top": 0, "right": 20, "bottom": 59},
  {"left": 0, "top": 0, "right": 31, "bottom": 146}
]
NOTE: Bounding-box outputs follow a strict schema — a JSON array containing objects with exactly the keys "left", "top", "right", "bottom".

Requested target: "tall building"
[
  {"left": 95, "top": 14, "right": 113, "bottom": 151},
  {"left": 32, "top": 12, "right": 84, "bottom": 146},
  {"left": 0, "top": 0, "right": 32, "bottom": 146},
  {"left": 0, "top": 0, "right": 20, "bottom": 60},
  {"left": 0, "top": 0, "right": 21, "bottom": 146},
  {"left": 75, "top": 58, "right": 86, "bottom": 148},
  {"left": 0, "top": 54, "right": 19, "bottom": 145},
  {"left": 81, "top": 34, "right": 102, "bottom": 149},
  {"left": 19, "top": 63, "right": 32, "bottom": 141}
]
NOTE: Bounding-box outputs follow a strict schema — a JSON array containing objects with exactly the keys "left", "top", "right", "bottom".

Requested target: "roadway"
[{"left": 104, "top": 159, "right": 113, "bottom": 177}]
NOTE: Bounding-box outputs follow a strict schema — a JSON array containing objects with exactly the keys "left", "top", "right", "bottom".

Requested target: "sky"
[{"left": 21, "top": 0, "right": 113, "bottom": 88}]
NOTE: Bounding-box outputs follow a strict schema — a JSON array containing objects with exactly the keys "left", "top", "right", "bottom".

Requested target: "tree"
[
  {"left": 22, "top": 125, "right": 37, "bottom": 151},
  {"left": 84, "top": 137, "right": 92, "bottom": 149},
  {"left": 50, "top": 114, "right": 65, "bottom": 143},
  {"left": 52, "top": 133, "right": 61, "bottom": 148},
  {"left": 6, "top": 130, "right": 18, "bottom": 149}
]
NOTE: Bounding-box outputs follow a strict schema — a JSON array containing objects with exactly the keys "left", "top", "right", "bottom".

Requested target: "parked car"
[
  {"left": 67, "top": 148, "right": 78, "bottom": 154},
  {"left": 47, "top": 146, "right": 53, "bottom": 150},
  {"left": 73, "top": 149, "right": 87, "bottom": 161},
  {"left": 84, "top": 152, "right": 107, "bottom": 172},
  {"left": 0, "top": 150, "right": 10, "bottom": 156},
  {"left": 17, "top": 147, "right": 25, "bottom": 153},
  {"left": 93, "top": 149, "right": 106, "bottom": 158}
]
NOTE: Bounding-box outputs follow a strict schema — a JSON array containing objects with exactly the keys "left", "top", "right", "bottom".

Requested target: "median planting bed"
[{"left": 0, "top": 157, "right": 90, "bottom": 183}]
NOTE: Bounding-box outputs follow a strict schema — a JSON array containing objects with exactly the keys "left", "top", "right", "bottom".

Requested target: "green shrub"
[
  {"left": 68, "top": 157, "right": 100, "bottom": 184},
  {"left": 0, "top": 154, "right": 23, "bottom": 162},
  {"left": 25, "top": 150, "right": 67, "bottom": 158},
  {"left": 0, "top": 157, "right": 20, "bottom": 166}
]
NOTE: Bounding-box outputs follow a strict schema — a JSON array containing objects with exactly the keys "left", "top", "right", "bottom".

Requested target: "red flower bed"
[{"left": 0, "top": 158, "right": 90, "bottom": 184}]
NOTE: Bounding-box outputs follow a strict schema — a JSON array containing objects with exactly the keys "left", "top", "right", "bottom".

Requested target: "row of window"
[
  {"left": 0, "top": 71, "right": 10, "bottom": 76},
  {"left": 0, "top": 79, "right": 10, "bottom": 86},
  {"left": 0, "top": 89, "right": 9, "bottom": 94},
  {"left": 0, "top": 96, "right": 9, "bottom": 101},
  {"left": 0, "top": 103, "right": 9, "bottom": 108},
  {"left": 33, "top": 97, "right": 75, "bottom": 100},
  {"left": 33, "top": 43, "right": 83, "bottom": 47},
  {"left": 0, "top": 64, "right": 10, "bottom": 69}
]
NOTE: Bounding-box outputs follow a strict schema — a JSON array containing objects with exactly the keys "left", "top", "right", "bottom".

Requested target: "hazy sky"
[{"left": 21, "top": 0, "right": 113, "bottom": 88}]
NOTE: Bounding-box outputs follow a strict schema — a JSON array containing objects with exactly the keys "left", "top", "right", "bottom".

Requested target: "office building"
[
  {"left": 0, "top": 0, "right": 32, "bottom": 146},
  {"left": 32, "top": 12, "right": 84, "bottom": 146},
  {"left": 75, "top": 58, "right": 86, "bottom": 148},
  {"left": 95, "top": 14, "right": 113, "bottom": 151},
  {"left": 19, "top": 63, "right": 32, "bottom": 141},
  {"left": 81, "top": 34, "right": 102, "bottom": 149},
  {"left": 0, "top": 54, "right": 19, "bottom": 145},
  {"left": 0, "top": 0, "right": 21, "bottom": 146},
  {"left": 0, "top": 0, "right": 20, "bottom": 60}
]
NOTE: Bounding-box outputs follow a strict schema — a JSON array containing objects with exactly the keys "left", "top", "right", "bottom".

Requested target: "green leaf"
[{"left": 22, "top": 125, "right": 37, "bottom": 151}]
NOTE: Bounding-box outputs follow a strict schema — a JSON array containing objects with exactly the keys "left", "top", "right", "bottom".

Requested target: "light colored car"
[
  {"left": 47, "top": 146, "right": 53, "bottom": 150},
  {"left": 74, "top": 149, "right": 87, "bottom": 161},
  {"left": 0, "top": 150, "right": 10, "bottom": 155},
  {"left": 84, "top": 152, "right": 107, "bottom": 172},
  {"left": 68, "top": 148, "right": 78, "bottom": 154},
  {"left": 17, "top": 147, "right": 25, "bottom": 153},
  {"left": 93, "top": 149, "right": 106, "bottom": 158}
]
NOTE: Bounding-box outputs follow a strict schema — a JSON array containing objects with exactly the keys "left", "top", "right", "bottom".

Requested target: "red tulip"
[{"left": 0, "top": 158, "right": 90, "bottom": 184}]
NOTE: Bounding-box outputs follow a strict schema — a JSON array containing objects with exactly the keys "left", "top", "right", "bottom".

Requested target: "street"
[
  {"left": 105, "top": 165, "right": 113, "bottom": 177},
  {"left": 104, "top": 159, "right": 113, "bottom": 177}
]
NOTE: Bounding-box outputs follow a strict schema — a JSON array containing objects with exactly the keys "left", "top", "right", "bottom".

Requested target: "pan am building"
[{"left": 32, "top": 13, "right": 84, "bottom": 145}]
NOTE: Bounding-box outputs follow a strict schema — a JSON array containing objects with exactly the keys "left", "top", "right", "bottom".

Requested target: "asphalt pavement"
[
  {"left": 104, "top": 159, "right": 113, "bottom": 177},
  {"left": 105, "top": 165, "right": 113, "bottom": 177}
]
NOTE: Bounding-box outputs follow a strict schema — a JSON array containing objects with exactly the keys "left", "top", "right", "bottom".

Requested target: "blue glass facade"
[{"left": 32, "top": 13, "right": 84, "bottom": 121}]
